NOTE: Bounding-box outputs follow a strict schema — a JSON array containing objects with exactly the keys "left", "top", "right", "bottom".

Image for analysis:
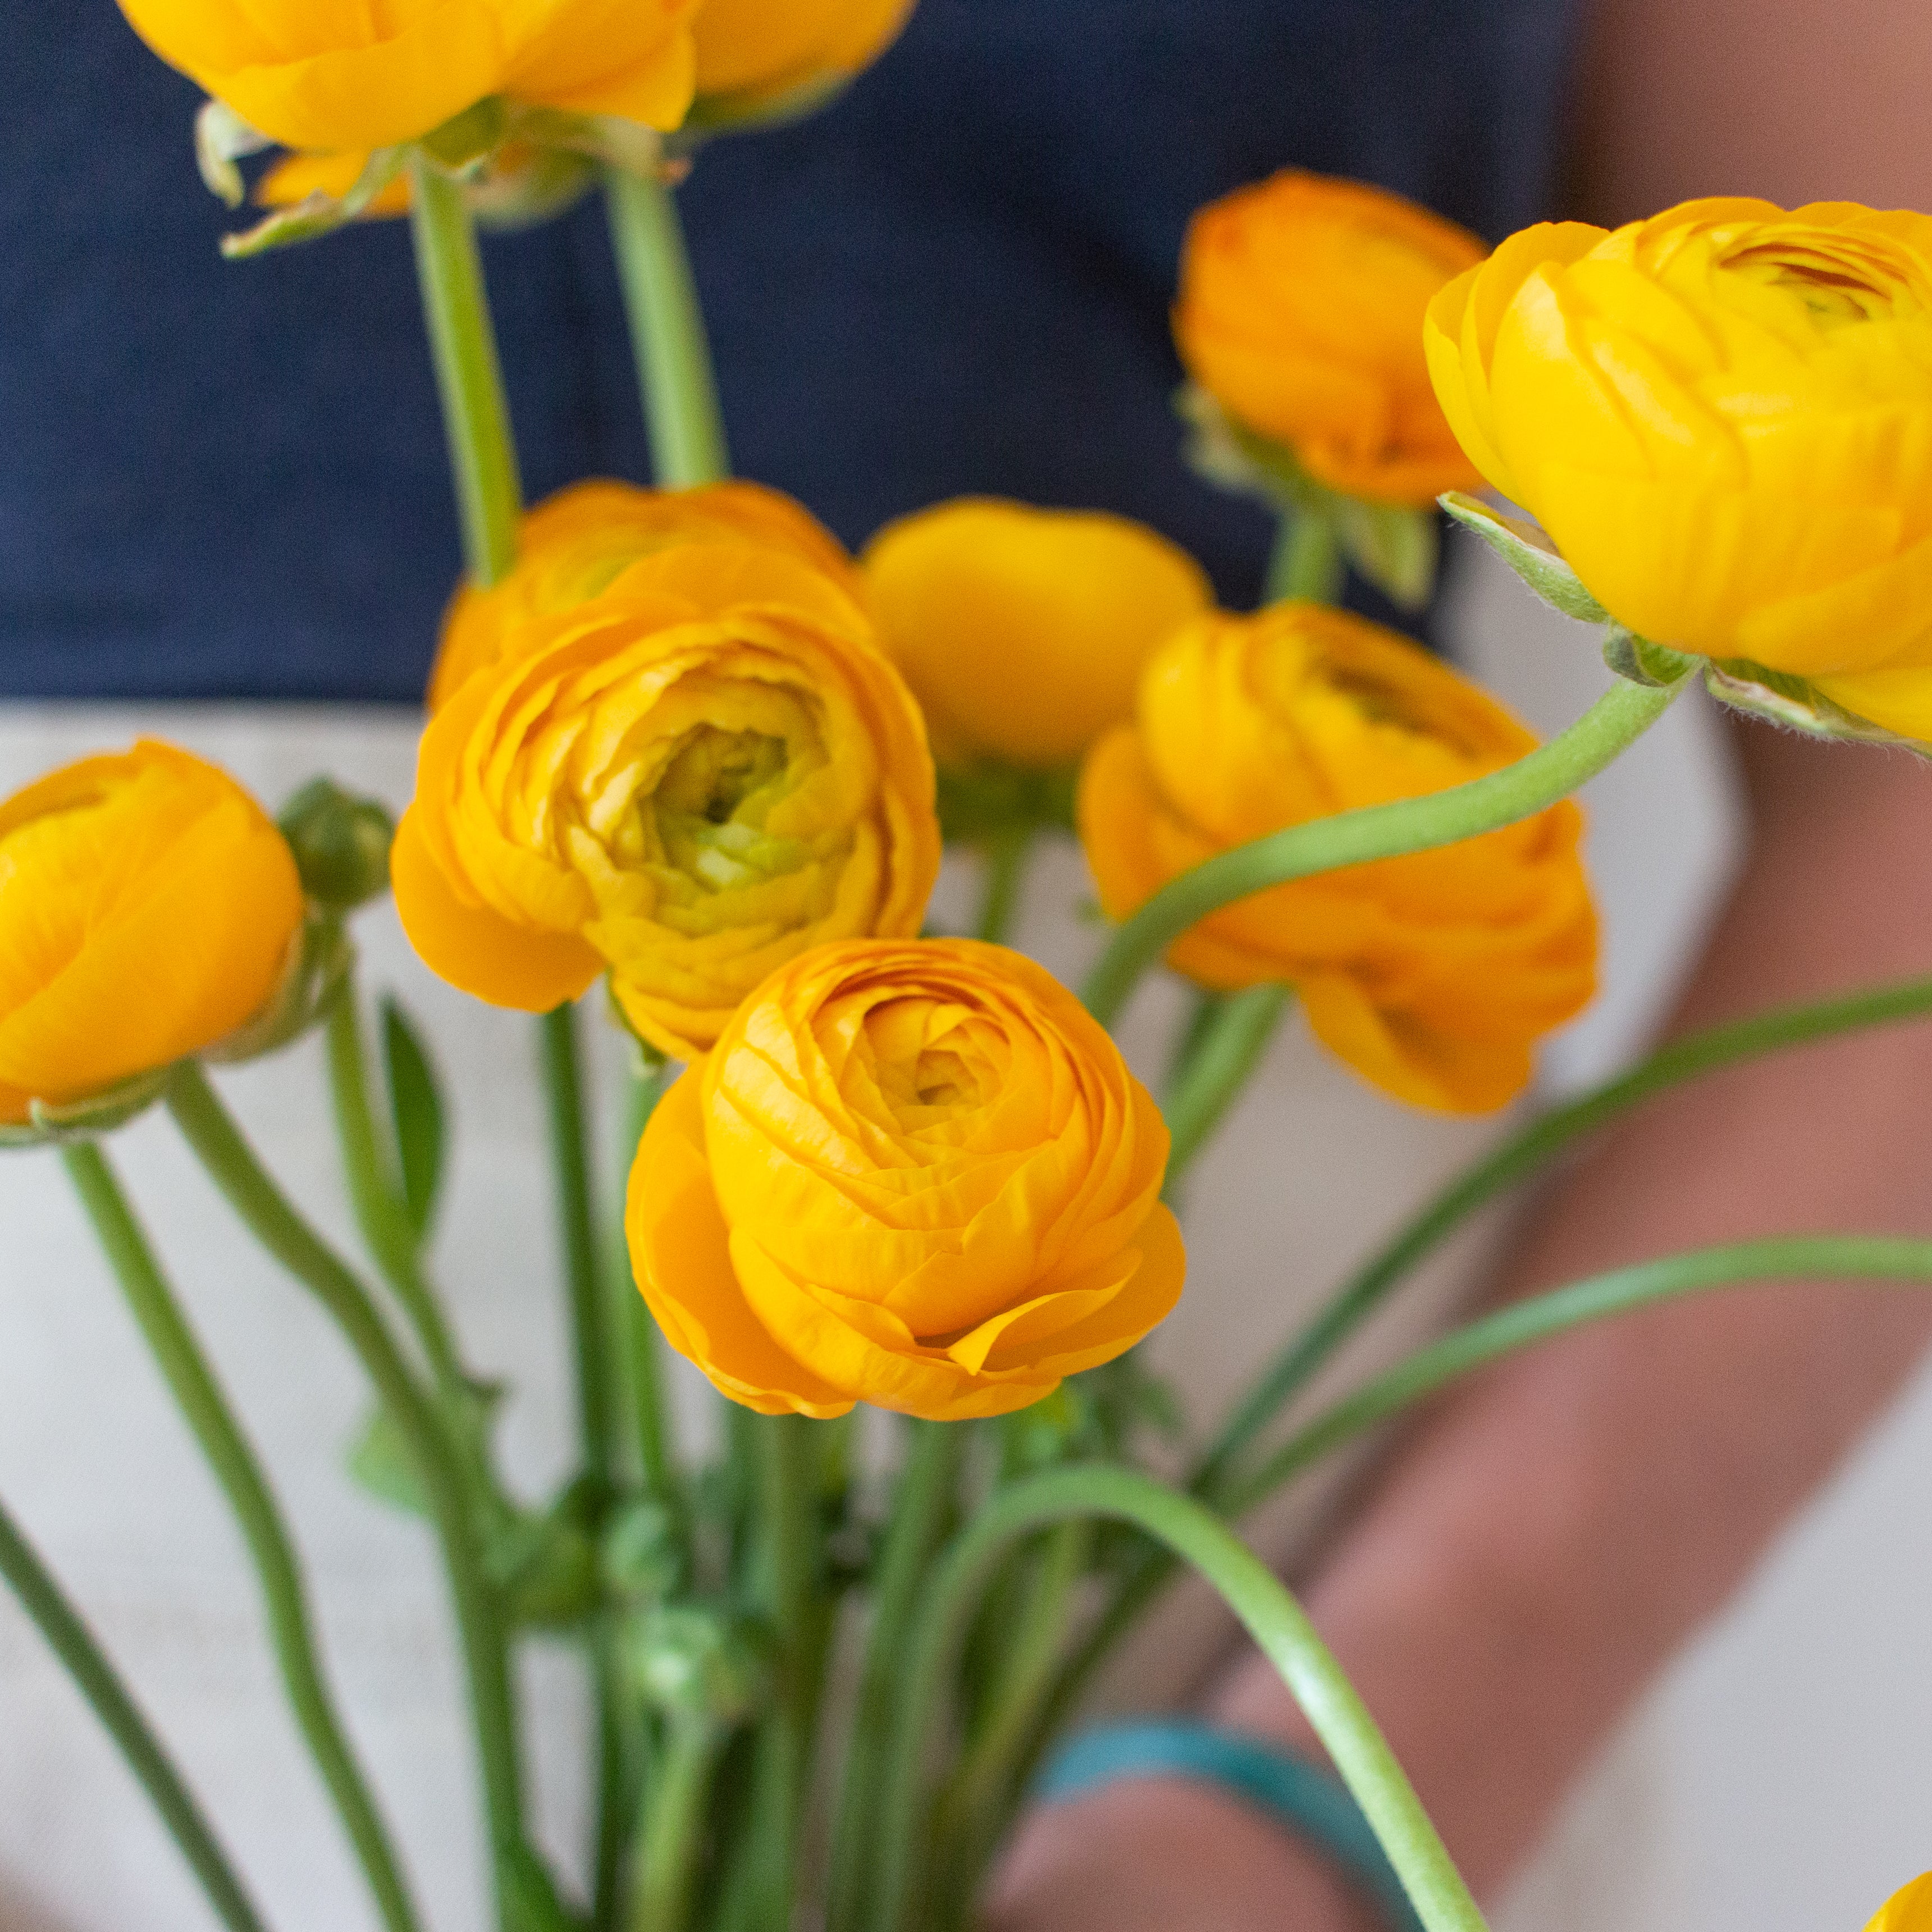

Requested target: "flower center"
[
  {"left": 1719, "top": 240, "right": 1900, "bottom": 327},
  {"left": 651, "top": 727, "right": 805, "bottom": 892}
]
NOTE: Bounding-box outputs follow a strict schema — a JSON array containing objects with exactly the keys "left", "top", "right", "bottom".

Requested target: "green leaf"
[
  {"left": 380, "top": 999, "right": 446, "bottom": 1245},
  {"left": 1703, "top": 659, "right": 1932, "bottom": 757},
  {"left": 194, "top": 101, "right": 270, "bottom": 209},
  {"left": 219, "top": 147, "right": 406, "bottom": 260},
  {"left": 0, "top": 1068, "right": 172, "bottom": 1151},
  {"left": 1602, "top": 627, "right": 1699, "bottom": 690},
  {"left": 1438, "top": 491, "right": 1611, "bottom": 624},
  {"left": 346, "top": 1406, "right": 430, "bottom": 1518},
  {"left": 1334, "top": 499, "right": 1439, "bottom": 613},
  {"left": 496, "top": 1843, "right": 579, "bottom": 1932}
]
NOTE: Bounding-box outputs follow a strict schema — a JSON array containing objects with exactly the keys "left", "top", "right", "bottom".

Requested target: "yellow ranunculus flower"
[
  {"left": 627, "top": 938, "right": 1184, "bottom": 1419},
  {"left": 430, "top": 478, "right": 863, "bottom": 710},
  {"left": 116, "top": 0, "right": 700, "bottom": 154},
  {"left": 1079, "top": 602, "right": 1597, "bottom": 1114},
  {"left": 0, "top": 742, "right": 305, "bottom": 1125},
  {"left": 393, "top": 543, "right": 940, "bottom": 1058},
  {"left": 1425, "top": 198, "right": 1932, "bottom": 741},
  {"left": 1174, "top": 171, "right": 1486, "bottom": 507},
  {"left": 861, "top": 498, "right": 1213, "bottom": 769},
  {"left": 1869, "top": 1876, "right": 1932, "bottom": 1932},
  {"left": 691, "top": 0, "right": 914, "bottom": 108}
]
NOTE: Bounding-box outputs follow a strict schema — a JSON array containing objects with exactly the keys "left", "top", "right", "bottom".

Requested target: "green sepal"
[
  {"left": 625, "top": 1601, "right": 774, "bottom": 1729},
  {"left": 345, "top": 1404, "right": 431, "bottom": 1518},
  {"left": 219, "top": 147, "right": 407, "bottom": 259},
  {"left": 419, "top": 98, "right": 509, "bottom": 172},
  {"left": 204, "top": 911, "right": 355, "bottom": 1066},
  {"left": 491, "top": 1477, "right": 603, "bottom": 1632},
  {"left": 1177, "top": 386, "right": 1442, "bottom": 610},
  {"left": 1602, "top": 627, "right": 1699, "bottom": 690},
  {"left": 278, "top": 777, "right": 395, "bottom": 911},
  {"left": 600, "top": 1496, "right": 686, "bottom": 1605},
  {"left": 379, "top": 998, "right": 446, "bottom": 1245},
  {"left": 0, "top": 1069, "right": 173, "bottom": 1150},
  {"left": 669, "top": 74, "right": 853, "bottom": 153},
  {"left": 1438, "top": 491, "right": 1611, "bottom": 624},
  {"left": 194, "top": 101, "right": 271, "bottom": 209},
  {"left": 1703, "top": 658, "right": 1932, "bottom": 757},
  {"left": 935, "top": 762, "right": 1078, "bottom": 846}
]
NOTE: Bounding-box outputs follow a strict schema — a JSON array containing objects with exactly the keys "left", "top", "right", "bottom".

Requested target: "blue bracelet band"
[{"left": 1035, "top": 1720, "right": 1427, "bottom": 1932}]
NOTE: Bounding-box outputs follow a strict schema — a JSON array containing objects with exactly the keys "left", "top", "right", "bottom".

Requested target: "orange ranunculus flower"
[
  {"left": 429, "top": 478, "right": 862, "bottom": 710},
  {"left": 0, "top": 743, "right": 304, "bottom": 1125},
  {"left": 1424, "top": 199, "right": 1932, "bottom": 742},
  {"left": 1079, "top": 602, "right": 1596, "bottom": 1113},
  {"left": 116, "top": 0, "right": 700, "bottom": 155},
  {"left": 861, "top": 498, "right": 1213, "bottom": 769},
  {"left": 1175, "top": 171, "right": 1486, "bottom": 506},
  {"left": 394, "top": 544, "right": 940, "bottom": 1058},
  {"left": 628, "top": 938, "right": 1184, "bottom": 1419},
  {"left": 692, "top": 0, "right": 914, "bottom": 108},
  {"left": 1869, "top": 1876, "right": 1932, "bottom": 1932}
]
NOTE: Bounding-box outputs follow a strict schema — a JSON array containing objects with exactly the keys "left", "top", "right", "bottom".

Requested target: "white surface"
[{"left": 0, "top": 538, "right": 1928, "bottom": 1931}]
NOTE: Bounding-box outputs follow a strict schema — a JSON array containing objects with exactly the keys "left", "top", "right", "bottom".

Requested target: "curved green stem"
[
  {"left": 1230, "top": 1235, "right": 1932, "bottom": 1517},
  {"left": 826, "top": 1419, "right": 967, "bottom": 1932},
  {"left": 409, "top": 154, "right": 522, "bottom": 584},
  {"left": 1195, "top": 969, "right": 1932, "bottom": 1503},
  {"left": 163, "top": 1065, "right": 541, "bottom": 1931},
  {"left": 606, "top": 166, "right": 730, "bottom": 488},
  {"left": 870, "top": 1465, "right": 1484, "bottom": 1932},
  {"left": 325, "top": 988, "right": 467, "bottom": 1401},
  {"left": 62, "top": 1141, "right": 422, "bottom": 1932},
  {"left": 542, "top": 1003, "right": 613, "bottom": 1484},
  {"left": 614, "top": 1059, "right": 678, "bottom": 1500},
  {"left": 1266, "top": 508, "right": 1344, "bottom": 605},
  {"left": 0, "top": 1490, "right": 273, "bottom": 1932},
  {"left": 1161, "top": 985, "right": 1292, "bottom": 1195},
  {"left": 626, "top": 1718, "right": 722, "bottom": 1932},
  {"left": 1081, "top": 677, "right": 1682, "bottom": 1029}
]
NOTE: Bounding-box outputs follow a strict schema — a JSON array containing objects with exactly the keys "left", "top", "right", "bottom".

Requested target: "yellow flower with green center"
[
  {"left": 1425, "top": 198, "right": 1932, "bottom": 742},
  {"left": 392, "top": 543, "right": 940, "bottom": 1058}
]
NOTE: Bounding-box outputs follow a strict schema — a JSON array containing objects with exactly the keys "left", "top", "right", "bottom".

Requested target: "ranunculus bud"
[
  {"left": 278, "top": 778, "right": 396, "bottom": 911},
  {"left": 1424, "top": 198, "right": 1932, "bottom": 746},
  {"left": 627, "top": 939, "right": 1183, "bottom": 1421},
  {"left": 1175, "top": 171, "right": 1486, "bottom": 508},
  {"left": 430, "top": 478, "right": 862, "bottom": 710},
  {"left": 862, "top": 499, "right": 1212, "bottom": 770},
  {"left": 1079, "top": 603, "right": 1597, "bottom": 1114},
  {"left": 116, "top": 0, "right": 701, "bottom": 154},
  {"left": 0, "top": 742, "right": 304, "bottom": 1129},
  {"left": 393, "top": 544, "right": 940, "bottom": 1058}
]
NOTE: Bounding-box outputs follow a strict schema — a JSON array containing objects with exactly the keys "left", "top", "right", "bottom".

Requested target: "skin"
[{"left": 990, "top": 5, "right": 1932, "bottom": 1923}]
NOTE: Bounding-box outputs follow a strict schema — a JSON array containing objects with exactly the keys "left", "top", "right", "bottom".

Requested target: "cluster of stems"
[{"left": 9, "top": 133, "right": 1932, "bottom": 1932}]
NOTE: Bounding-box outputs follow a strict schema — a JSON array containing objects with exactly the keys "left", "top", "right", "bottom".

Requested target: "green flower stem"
[
  {"left": 324, "top": 988, "right": 467, "bottom": 1402},
  {"left": 1266, "top": 508, "right": 1345, "bottom": 605},
  {"left": 614, "top": 1060, "right": 678, "bottom": 1500},
  {"left": 869, "top": 1465, "right": 1486, "bottom": 1932},
  {"left": 1161, "top": 985, "right": 1293, "bottom": 1195},
  {"left": 826, "top": 1420, "right": 969, "bottom": 1932},
  {"left": 541, "top": 1003, "right": 614, "bottom": 1485},
  {"left": 626, "top": 1718, "right": 723, "bottom": 1932},
  {"left": 1081, "top": 677, "right": 1683, "bottom": 1030},
  {"left": 606, "top": 166, "right": 731, "bottom": 488},
  {"left": 164, "top": 1065, "right": 538, "bottom": 1931},
  {"left": 975, "top": 826, "right": 1034, "bottom": 947},
  {"left": 1195, "top": 969, "right": 1932, "bottom": 1504},
  {"left": 409, "top": 154, "right": 522, "bottom": 585},
  {"left": 61, "top": 1141, "right": 423, "bottom": 1932},
  {"left": 0, "top": 1490, "right": 274, "bottom": 1932},
  {"left": 1229, "top": 1235, "right": 1932, "bottom": 1518},
  {"left": 931, "top": 1520, "right": 1090, "bottom": 1925}
]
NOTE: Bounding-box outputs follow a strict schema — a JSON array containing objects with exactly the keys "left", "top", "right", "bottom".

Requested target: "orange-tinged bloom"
[
  {"left": 0, "top": 742, "right": 304, "bottom": 1125},
  {"left": 115, "top": 0, "right": 700, "bottom": 154},
  {"left": 628, "top": 938, "right": 1183, "bottom": 1419},
  {"left": 1175, "top": 171, "right": 1486, "bottom": 506},
  {"left": 1424, "top": 199, "right": 1932, "bottom": 742},
  {"left": 394, "top": 544, "right": 940, "bottom": 1058},
  {"left": 430, "top": 478, "right": 861, "bottom": 711},
  {"left": 861, "top": 498, "right": 1213, "bottom": 769},
  {"left": 692, "top": 0, "right": 914, "bottom": 106},
  {"left": 1869, "top": 1876, "right": 1932, "bottom": 1932},
  {"left": 1079, "top": 602, "right": 1596, "bottom": 1113}
]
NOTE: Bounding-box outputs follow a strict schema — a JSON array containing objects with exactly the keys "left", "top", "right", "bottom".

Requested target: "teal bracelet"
[{"left": 1035, "top": 1720, "right": 1427, "bottom": 1932}]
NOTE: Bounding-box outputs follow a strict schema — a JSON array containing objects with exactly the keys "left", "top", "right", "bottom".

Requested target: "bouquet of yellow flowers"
[{"left": 6, "top": 6, "right": 1932, "bottom": 1932}]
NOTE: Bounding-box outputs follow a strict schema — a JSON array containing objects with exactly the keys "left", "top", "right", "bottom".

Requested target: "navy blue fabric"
[{"left": 1, "top": 1, "right": 1579, "bottom": 701}]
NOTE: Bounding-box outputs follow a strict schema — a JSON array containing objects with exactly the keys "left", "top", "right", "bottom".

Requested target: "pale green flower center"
[{"left": 651, "top": 727, "right": 809, "bottom": 892}]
